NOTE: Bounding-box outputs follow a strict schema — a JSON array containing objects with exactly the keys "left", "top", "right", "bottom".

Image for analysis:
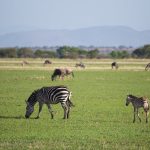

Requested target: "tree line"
[{"left": 0, "top": 45, "right": 150, "bottom": 58}]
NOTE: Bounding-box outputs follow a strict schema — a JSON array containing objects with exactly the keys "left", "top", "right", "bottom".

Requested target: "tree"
[
  {"left": 87, "top": 49, "right": 99, "bottom": 58},
  {"left": 0, "top": 48, "right": 17, "bottom": 58},
  {"left": 17, "top": 48, "right": 33, "bottom": 58},
  {"left": 132, "top": 45, "right": 150, "bottom": 58}
]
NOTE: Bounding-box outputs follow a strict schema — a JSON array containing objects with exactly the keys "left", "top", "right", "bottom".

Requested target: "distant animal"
[
  {"left": 145, "top": 63, "right": 150, "bottom": 71},
  {"left": 111, "top": 62, "right": 119, "bottom": 69},
  {"left": 75, "top": 62, "right": 85, "bottom": 68},
  {"left": 25, "top": 86, "right": 74, "bottom": 119},
  {"left": 126, "top": 94, "right": 149, "bottom": 123},
  {"left": 44, "top": 60, "right": 52, "bottom": 65},
  {"left": 51, "top": 68, "right": 74, "bottom": 81},
  {"left": 21, "top": 60, "right": 29, "bottom": 66},
  {"left": 64, "top": 68, "right": 74, "bottom": 78}
]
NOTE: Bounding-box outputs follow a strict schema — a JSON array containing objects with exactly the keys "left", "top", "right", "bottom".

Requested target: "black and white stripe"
[
  {"left": 25, "top": 86, "right": 74, "bottom": 119},
  {"left": 126, "top": 94, "right": 149, "bottom": 123},
  {"left": 145, "top": 63, "right": 150, "bottom": 71}
]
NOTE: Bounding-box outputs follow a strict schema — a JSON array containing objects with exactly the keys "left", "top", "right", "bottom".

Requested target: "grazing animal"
[
  {"left": 44, "top": 60, "right": 52, "bottom": 66},
  {"left": 111, "top": 62, "right": 119, "bottom": 69},
  {"left": 64, "top": 68, "right": 74, "bottom": 78},
  {"left": 126, "top": 94, "right": 149, "bottom": 123},
  {"left": 51, "top": 68, "right": 74, "bottom": 81},
  {"left": 145, "top": 63, "right": 150, "bottom": 71},
  {"left": 25, "top": 86, "right": 74, "bottom": 119},
  {"left": 75, "top": 62, "right": 85, "bottom": 68},
  {"left": 21, "top": 60, "right": 29, "bottom": 66}
]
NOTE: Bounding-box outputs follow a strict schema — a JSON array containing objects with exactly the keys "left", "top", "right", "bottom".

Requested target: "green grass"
[{"left": 0, "top": 68, "right": 150, "bottom": 149}]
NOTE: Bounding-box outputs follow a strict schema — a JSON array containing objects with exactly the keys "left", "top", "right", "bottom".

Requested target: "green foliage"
[
  {"left": 87, "top": 49, "right": 99, "bottom": 58},
  {"left": 0, "top": 68, "right": 150, "bottom": 149},
  {"left": 57, "top": 46, "right": 84, "bottom": 58},
  {"left": 132, "top": 45, "right": 150, "bottom": 58},
  {"left": 110, "top": 50, "right": 130, "bottom": 58},
  {"left": 0, "top": 48, "right": 17, "bottom": 58},
  {"left": 17, "top": 48, "right": 34, "bottom": 58},
  {"left": 34, "top": 50, "right": 56, "bottom": 58}
]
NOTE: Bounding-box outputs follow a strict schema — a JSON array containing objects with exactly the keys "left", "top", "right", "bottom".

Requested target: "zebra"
[
  {"left": 126, "top": 94, "right": 149, "bottom": 123},
  {"left": 145, "top": 63, "right": 150, "bottom": 71},
  {"left": 51, "top": 68, "right": 74, "bottom": 81},
  {"left": 111, "top": 62, "right": 119, "bottom": 69},
  {"left": 25, "top": 86, "right": 74, "bottom": 119}
]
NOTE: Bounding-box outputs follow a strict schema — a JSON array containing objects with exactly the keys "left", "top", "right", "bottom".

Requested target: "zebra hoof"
[{"left": 35, "top": 116, "right": 39, "bottom": 119}]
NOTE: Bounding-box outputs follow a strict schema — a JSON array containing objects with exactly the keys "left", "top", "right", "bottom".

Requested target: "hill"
[{"left": 0, "top": 26, "right": 150, "bottom": 47}]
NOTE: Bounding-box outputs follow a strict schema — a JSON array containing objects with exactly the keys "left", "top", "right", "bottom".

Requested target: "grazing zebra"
[
  {"left": 51, "top": 68, "right": 74, "bottom": 81},
  {"left": 25, "top": 86, "right": 74, "bottom": 119},
  {"left": 145, "top": 63, "right": 150, "bottom": 71},
  {"left": 111, "top": 62, "right": 119, "bottom": 69},
  {"left": 75, "top": 62, "right": 85, "bottom": 69},
  {"left": 126, "top": 94, "right": 149, "bottom": 123}
]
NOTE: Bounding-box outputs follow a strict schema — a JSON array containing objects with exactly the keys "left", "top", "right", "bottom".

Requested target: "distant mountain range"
[{"left": 0, "top": 26, "right": 150, "bottom": 47}]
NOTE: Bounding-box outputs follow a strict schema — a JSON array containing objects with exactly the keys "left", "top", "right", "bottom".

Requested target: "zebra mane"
[
  {"left": 27, "top": 89, "right": 39, "bottom": 104},
  {"left": 128, "top": 94, "right": 138, "bottom": 99}
]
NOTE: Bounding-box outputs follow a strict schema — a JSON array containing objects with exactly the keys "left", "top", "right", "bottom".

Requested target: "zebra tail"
[{"left": 68, "top": 99, "right": 75, "bottom": 107}]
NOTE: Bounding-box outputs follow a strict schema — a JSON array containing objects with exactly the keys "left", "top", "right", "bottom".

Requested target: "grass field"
[{"left": 0, "top": 59, "right": 150, "bottom": 149}]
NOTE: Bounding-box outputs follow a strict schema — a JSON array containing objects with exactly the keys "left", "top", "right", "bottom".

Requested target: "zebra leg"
[
  {"left": 133, "top": 108, "right": 136, "bottom": 123},
  {"left": 47, "top": 104, "right": 54, "bottom": 119},
  {"left": 145, "top": 111, "right": 149, "bottom": 123},
  {"left": 35, "top": 103, "right": 43, "bottom": 119},
  {"left": 137, "top": 109, "right": 141, "bottom": 122},
  {"left": 61, "top": 103, "right": 69, "bottom": 119}
]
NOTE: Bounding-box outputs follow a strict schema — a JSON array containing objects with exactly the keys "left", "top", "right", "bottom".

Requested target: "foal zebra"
[
  {"left": 126, "top": 95, "right": 149, "bottom": 123},
  {"left": 25, "top": 86, "right": 74, "bottom": 119}
]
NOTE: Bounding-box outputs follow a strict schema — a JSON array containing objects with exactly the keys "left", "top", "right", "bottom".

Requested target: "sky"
[{"left": 0, "top": 0, "right": 150, "bottom": 35}]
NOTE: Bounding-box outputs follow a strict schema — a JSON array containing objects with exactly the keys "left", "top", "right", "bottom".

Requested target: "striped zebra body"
[
  {"left": 25, "top": 86, "right": 74, "bottom": 119},
  {"left": 126, "top": 94, "right": 149, "bottom": 123}
]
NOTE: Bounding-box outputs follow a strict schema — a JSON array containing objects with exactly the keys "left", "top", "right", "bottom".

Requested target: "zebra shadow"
[{"left": 0, "top": 115, "right": 25, "bottom": 119}]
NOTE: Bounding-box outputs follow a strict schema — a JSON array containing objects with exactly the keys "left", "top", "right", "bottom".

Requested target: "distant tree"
[
  {"left": 132, "top": 45, "right": 150, "bottom": 58},
  {"left": 110, "top": 50, "right": 130, "bottom": 58},
  {"left": 34, "top": 50, "right": 56, "bottom": 58},
  {"left": 0, "top": 48, "right": 17, "bottom": 58},
  {"left": 87, "top": 49, "right": 99, "bottom": 58},
  {"left": 17, "top": 48, "right": 33, "bottom": 58}
]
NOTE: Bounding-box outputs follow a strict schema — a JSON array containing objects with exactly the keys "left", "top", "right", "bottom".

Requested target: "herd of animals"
[{"left": 24, "top": 60, "right": 150, "bottom": 123}]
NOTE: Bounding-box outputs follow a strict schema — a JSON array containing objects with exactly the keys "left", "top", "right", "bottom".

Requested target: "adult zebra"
[{"left": 25, "top": 86, "right": 74, "bottom": 119}]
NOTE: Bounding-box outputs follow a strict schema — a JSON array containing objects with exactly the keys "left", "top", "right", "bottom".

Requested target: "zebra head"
[
  {"left": 25, "top": 91, "right": 37, "bottom": 118},
  {"left": 126, "top": 95, "right": 132, "bottom": 106},
  {"left": 25, "top": 101, "right": 34, "bottom": 118}
]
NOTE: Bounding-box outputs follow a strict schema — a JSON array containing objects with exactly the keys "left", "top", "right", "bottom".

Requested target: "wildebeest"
[
  {"left": 51, "top": 68, "right": 74, "bottom": 81},
  {"left": 75, "top": 62, "right": 85, "bottom": 68},
  {"left": 111, "top": 62, "right": 119, "bottom": 69},
  {"left": 145, "top": 63, "right": 150, "bottom": 71},
  {"left": 44, "top": 60, "right": 52, "bottom": 66},
  {"left": 126, "top": 94, "right": 149, "bottom": 123}
]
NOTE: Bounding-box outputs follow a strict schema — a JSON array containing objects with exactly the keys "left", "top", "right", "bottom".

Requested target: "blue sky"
[{"left": 0, "top": 0, "right": 150, "bottom": 35}]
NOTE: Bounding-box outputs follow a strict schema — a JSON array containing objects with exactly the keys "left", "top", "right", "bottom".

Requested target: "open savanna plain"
[{"left": 0, "top": 58, "right": 150, "bottom": 150}]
